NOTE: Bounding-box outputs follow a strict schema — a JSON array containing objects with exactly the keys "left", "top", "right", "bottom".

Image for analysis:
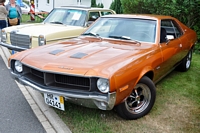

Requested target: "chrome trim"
[
  {"left": 17, "top": 61, "right": 107, "bottom": 79},
  {"left": 10, "top": 71, "right": 116, "bottom": 110},
  {"left": 0, "top": 42, "right": 28, "bottom": 51}
]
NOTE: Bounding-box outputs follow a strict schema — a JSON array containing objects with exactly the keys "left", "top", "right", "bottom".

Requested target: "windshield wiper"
[
  {"left": 50, "top": 21, "right": 63, "bottom": 24},
  {"left": 109, "top": 35, "right": 131, "bottom": 40},
  {"left": 82, "top": 32, "right": 98, "bottom": 37},
  {"left": 109, "top": 35, "right": 141, "bottom": 44},
  {"left": 81, "top": 32, "right": 101, "bottom": 38}
]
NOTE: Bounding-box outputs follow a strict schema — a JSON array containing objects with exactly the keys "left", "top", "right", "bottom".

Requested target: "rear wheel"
[
  {"left": 176, "top": 50, "right": 192, "bottom": 72},
  {"left": 115, "top": 76, "right": 156, "bottom": 120}
]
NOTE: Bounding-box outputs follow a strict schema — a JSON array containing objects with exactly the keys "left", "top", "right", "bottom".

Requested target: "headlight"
[
  {"left": 14, "top": 60, "right": 23, "bottom": 73},
  {"left": 38, "top": 35, "right": 46, "bottom": 46},
  {"left": 1, "top": 29, "right": 7, "bottom": 42},
  {"left": 97, "top": 78, "right": 109, "bottom": 93}
]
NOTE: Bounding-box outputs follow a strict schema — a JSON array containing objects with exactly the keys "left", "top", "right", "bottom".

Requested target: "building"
[{"left": 35, "top": 0, "right": 113, "bottom": 12}]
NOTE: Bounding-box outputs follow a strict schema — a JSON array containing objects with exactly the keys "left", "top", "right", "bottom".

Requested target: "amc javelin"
[{"left": 8, "top": 14, "right": 197, "bottom": 120}]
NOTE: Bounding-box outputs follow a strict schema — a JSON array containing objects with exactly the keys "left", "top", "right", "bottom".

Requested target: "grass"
[
  {"left": 54, "top": 53, "right": 200, "bottom": 133},
  {"left": 21, "top": 14, "right": 46, "bottom": 23}
]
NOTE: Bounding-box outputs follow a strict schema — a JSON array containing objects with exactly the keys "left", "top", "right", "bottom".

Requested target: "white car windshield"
[
  {"left": 43, "top": 8, "right": 87, "bottom": 27},
  {"left": 83, "top": 17, "right": 157, "bottom": 43}
]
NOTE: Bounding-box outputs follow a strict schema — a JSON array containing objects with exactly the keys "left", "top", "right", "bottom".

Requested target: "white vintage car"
[{"left": 0, "top": 6, "right": 115, "bottom": 51}]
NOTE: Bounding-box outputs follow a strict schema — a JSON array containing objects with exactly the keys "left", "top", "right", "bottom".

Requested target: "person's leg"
[
  {"left": 0, "top": 20, "right": 3, "bottom": 29},
  {"left": 2, "top": 20, "right": 7, "bottom": 29}
]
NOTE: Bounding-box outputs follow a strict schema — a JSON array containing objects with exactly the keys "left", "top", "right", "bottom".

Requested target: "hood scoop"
[
  {"left": 70, "top": 52, "right": 88, "bottom": 59},
  {"left": 49, "top": 49, "right": 65, "bottom": 55}
]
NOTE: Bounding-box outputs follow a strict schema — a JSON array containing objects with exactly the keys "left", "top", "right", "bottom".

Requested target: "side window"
[
  {"left": 171, "top": 21, "right": 183, "bottom": 38},
  {"left": 88, "top": 12, "right": 100, "bottom": 21},
  {"left": 100, "top": 11, "right": 112, "bottom": 16},
  {"left": 160, "top": 20, "right": 172, "bottom": 43},
  {"left": 161, "top": 19, "right": 183, "bottom": 42}
]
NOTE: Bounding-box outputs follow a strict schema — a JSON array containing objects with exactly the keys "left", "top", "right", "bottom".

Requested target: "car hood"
[
  {"left": 15, "top": 37, "right": 154, "bottom": 77},
  {"left": 5, "top": 23, "right": 83, "bottom": 37}
]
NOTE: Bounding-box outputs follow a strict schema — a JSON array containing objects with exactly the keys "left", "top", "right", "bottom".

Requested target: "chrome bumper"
[
  {"left": 0, "top": 42, "right": 28, "bottom": 51},
  {"left": 11, "top": 71, "right": 116, "bottom": 110}
]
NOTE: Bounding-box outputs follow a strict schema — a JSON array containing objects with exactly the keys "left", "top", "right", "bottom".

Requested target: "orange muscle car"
[{"left": 9, "top": 14, "right": 197, "bottom": 120}]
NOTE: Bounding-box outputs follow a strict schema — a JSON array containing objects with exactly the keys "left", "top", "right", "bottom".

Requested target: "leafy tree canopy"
[
  {"left": 91, "top": 0, "right": 97, "bottom": 7},
  {"left": 121, "top": 0, "right": 200, "bottom": 53},
  {"left": 110, "top": 0, "right": 123, "bottom": 14}
]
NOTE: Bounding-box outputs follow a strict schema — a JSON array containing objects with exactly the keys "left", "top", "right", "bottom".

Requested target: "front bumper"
[
  {"left": 0, "top": 42, "right": 28, "bottom": 51},
  {"left": 11, "top": 71, "right": 116, "bottom": 110}
]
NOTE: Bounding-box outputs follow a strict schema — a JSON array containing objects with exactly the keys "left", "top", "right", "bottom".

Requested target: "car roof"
[
  {"left": 101, "top": 14, "right": 175, "bottom": 20},
  {"left": 57, "top": 5, "right": 113, "bottom": 11}
]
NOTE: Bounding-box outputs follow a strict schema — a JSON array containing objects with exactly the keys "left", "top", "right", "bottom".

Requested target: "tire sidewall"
[{"left": 116, "top": 76, "right": 156, "bottom": 120}]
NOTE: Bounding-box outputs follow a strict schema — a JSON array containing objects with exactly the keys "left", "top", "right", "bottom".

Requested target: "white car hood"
[{"left": 8, "top": 23, "right": 83, "bottom": 37}]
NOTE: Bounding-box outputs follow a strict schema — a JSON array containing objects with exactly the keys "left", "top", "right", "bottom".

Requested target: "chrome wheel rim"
[
  {"left": 186, "top": 51, "right": 192, "bottom": 69},
  {"left": 125, "top": 83, "right": 151, "bottom": 114}
]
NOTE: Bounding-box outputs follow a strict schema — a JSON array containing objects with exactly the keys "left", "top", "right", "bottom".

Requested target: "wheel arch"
[
  {"left": 135, "top": 66, "right": 154, "bottom": 86},
  {"left": 114, "top": 66, "right": 154, "bottom": 105}
]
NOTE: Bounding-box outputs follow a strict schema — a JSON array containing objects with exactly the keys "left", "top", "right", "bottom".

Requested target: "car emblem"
[{"left": 59, "top": 66, "right": 73, "bottom": 70}]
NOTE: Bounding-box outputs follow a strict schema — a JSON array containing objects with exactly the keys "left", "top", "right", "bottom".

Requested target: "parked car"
[
  {"left": 8, "top": 14, "right": 197, "bottom": 120},
  {"left": 0, "top": 6, "right": 115, "bottom": 51}
]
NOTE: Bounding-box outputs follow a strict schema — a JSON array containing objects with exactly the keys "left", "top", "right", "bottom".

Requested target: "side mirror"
[
  {"left": 86, "top": 21, "right": 93, "bottom": 27},
  {"left": 166, "top": 35, "right": 174, "bottom": 40},
  {"left": 166, "top": 35, "right": 175, "bottom": 45},
  {"left": 91, "top": 16, "right": 98, "bottom": 20}
]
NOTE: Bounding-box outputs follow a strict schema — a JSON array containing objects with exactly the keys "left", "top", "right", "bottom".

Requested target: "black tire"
[
  {"left": 115, "top": 76, "right": 156, "bottom": 120},
  {"left": 176, "top": 50, "right": 192, "bottom": 72}
]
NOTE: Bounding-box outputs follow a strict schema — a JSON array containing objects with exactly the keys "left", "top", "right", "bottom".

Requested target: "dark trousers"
[{"left": 0, "top": 20, "right": 7, "bottom": 29}]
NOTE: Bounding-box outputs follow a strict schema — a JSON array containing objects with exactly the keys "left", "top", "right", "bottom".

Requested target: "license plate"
[{"left": 44, "top": 93, "right": 65, "bottom": 111}]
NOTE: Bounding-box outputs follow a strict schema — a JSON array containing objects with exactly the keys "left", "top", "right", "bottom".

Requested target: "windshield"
[
  {"left": 44, "top": 8, "right": 87, "bottom": 26},
  {"left": 83, "top": 17, "right": 157, "bottom": 43}
]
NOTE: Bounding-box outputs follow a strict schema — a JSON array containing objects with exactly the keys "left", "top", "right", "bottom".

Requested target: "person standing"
[
  {"left": 5, "top": 0, "right": 22, "bottom": 26},
  {"left": 0, "top": 0, "right": 8, "bottom": 29}
]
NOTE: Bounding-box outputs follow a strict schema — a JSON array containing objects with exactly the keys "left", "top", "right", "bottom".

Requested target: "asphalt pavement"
[
  {"left": 0, "top": 38, "right": 71, "bottom": 132},
  {"left": 0, "top": 54, "right": 46, "bottom": 133}
]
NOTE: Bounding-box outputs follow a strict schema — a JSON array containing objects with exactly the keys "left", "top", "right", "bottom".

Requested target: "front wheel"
[{"left": 115, "top": 76, "right": 156, "bottom": 120}]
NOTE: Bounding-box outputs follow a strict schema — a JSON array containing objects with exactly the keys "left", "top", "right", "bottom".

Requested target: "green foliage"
[
  {"left": 97, "top": 3, "right": 104, "bottom": 8},
  {"left": 91, "top": 0, "right": 97, "bottom": 7},
  {"left": 109, "top": 0, "right": 123, "bottom": 14},
  {"left": 121, "top": 0, "right": 149, "bottom": 13},
  {"left": 91, "top": 0, "right": 104, "bottom": 8},
  {"left": 23, "top": 0, "right": 29, "bottom": 5},
  {"left": 21, "top": 14, "right": 46, "bottom": 23},
  {"left": 121, "top": 0, "right": 200, "bottom": 53}
]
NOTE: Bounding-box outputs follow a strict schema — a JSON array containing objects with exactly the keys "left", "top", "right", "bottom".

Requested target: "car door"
[
  {"left": 173, "top": 20, "right": 190, "bottom": 60},
  {"left": 155, "top": 19, "right": 184, "bottom": 80}
]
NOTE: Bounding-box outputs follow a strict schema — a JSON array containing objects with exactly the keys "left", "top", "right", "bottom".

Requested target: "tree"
[
  {"left": 110, "top": 0, "right": 123, "bottom": 14},
  {"left": 91, "top": 0, "right": 97, "bottom": 7},
  {"left": 97, "top": 3, "right": 104, "bottom": 8},
  {"left": 121, "top": 0, "right": 200, "bottom": 28},
  {"left": 121, "top": 0, "right": 148, "bottom": 14},
  {"left": 121, "top": 0, "right": 200, "bottom": 53}
]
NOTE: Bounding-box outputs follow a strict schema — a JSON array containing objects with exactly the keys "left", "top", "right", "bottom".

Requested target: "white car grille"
[{"left": 10, "top": 33, "right": 31, "bottom": 49}]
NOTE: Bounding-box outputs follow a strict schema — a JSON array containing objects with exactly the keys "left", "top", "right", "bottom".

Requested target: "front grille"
[
  {"left": 10, "top": 32, "right": 31, "bottom": 49},
  {"left": 55, "top": 74, "right": 90, "bottom": 87},
  {"left": 22, "top": 65, "right": 91, "bottom": 91}
]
